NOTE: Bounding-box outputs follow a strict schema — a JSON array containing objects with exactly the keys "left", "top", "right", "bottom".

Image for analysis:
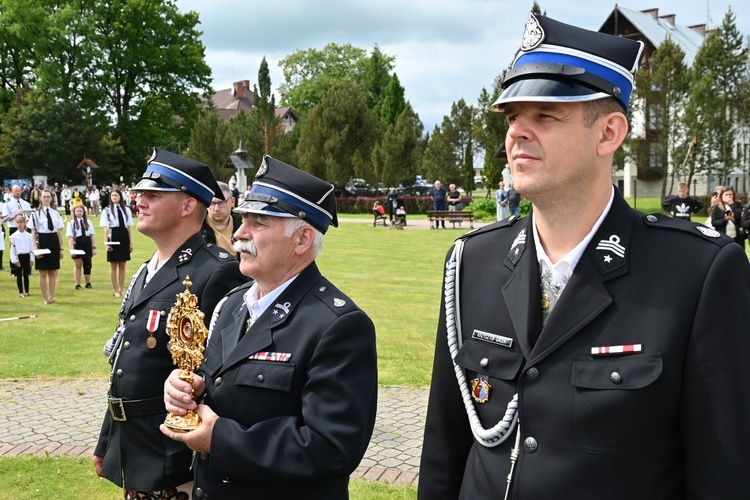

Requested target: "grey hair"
[{"left": 284, "top": 218, "right": 324, "bottom": 257}]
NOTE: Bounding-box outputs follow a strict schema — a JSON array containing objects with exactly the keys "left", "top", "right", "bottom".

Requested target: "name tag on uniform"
[{"left": 472, "top": 330, "right": 513, "bottom": 348}]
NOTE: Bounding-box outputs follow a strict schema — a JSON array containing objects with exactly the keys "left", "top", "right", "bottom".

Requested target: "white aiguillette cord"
[{"left": 445, "top": 238, "right": 522, "bottom": 496}]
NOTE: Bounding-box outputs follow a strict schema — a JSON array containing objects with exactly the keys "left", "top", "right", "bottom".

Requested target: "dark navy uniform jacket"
[
  {"left": 95, "top": 233, "right": 246, "bottom": 491},
  {"left": 419, "top": 191, "right": 750, "bottom": 499},
  {"left": 191, "top": 262, "right": 378, "bottom": 499}
]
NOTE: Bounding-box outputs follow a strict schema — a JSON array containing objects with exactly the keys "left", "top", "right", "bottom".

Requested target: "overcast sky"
[{"left": 175, "top": 0, "right": 749, "bottom": 132}]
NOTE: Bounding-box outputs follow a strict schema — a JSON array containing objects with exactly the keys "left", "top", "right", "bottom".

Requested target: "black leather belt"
[{"left": 107, "top": 397, "right": 165, "bottom": 421}]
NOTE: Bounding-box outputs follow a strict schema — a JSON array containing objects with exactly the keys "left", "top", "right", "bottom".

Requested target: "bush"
[{"left": 467, "top": 197, "right": 497, "bottom": 221}]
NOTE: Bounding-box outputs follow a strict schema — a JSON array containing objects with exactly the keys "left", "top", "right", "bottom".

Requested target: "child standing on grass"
[{"left": 10, "top": 215, "right": 34, "bottom": 297}]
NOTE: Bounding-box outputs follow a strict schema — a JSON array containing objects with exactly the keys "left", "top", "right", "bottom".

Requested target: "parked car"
[{"left": 399, "top": 184, "right": 433, "bottom": 196}]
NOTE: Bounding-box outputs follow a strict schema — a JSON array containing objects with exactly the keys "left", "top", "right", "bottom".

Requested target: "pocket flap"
[
  {"left": 572, "top": 354, "right": 663, "bottom": 390},
  {"left": 236, "top": 362, "right": 295, "bottom": 392},
  {"left": 455, "top": 338, "right": 524, "bottom": 380}
]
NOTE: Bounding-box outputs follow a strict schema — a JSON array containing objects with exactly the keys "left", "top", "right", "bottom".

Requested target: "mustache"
[{"left": 233, "top": 239, "right": 257, "bottom": 256}]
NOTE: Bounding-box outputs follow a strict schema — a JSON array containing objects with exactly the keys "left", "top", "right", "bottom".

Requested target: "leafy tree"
[
  {"left": 463, "top": 139, "right": 475, "bottom": 194},
  {"left": 634, "top": 36, "right": 689, "bottom": 197},
  {"left": 475, "top": 75, "right": 508, "bottom": 197},
  {"left": 687, "top": 8, "right": 748, "bottom": 185},
  {"left": 424, "top": 99, "right": 475, "bottom": 186},
  {"left": 278, "top": 43, "right": 394, "bottom": 119},
  {"left": 296, "top": 80, "right": 377, "bottom": 188}
]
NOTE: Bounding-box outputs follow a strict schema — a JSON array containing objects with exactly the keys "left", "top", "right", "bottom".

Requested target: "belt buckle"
[{"left": 108, "top": 398, "right": 127, "bottom": 421}]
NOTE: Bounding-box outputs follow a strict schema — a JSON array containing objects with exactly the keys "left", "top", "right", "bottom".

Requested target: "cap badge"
[
  {"left": 256, "top": 159, "right": 268, "bottom": 177},
  {"left": 520, "top": 13, "right": 544, "bottom": 51}
]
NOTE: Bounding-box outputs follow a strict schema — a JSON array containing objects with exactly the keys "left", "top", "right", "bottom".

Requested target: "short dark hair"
[{"left": 582, "top": 97, "right": 626, "bottom": 128}]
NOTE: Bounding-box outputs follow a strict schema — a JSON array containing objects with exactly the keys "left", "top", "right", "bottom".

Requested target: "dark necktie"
[
  {"left": 117, "top": 207, "right": 125, "bottom": 227},
  {"left": 46, "top": 209, "right": 53, "bottom": 231}
]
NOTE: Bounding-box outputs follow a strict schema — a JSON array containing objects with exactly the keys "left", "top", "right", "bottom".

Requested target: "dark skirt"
[
  {"left": 35, "top": 232, "right": 61, "bottom": 271},
  {"left": 107, "top": 226, "right": 131, "bottom": 262},
  {"left": 73, "top": 234, "right": 93, "bottom": 259}
]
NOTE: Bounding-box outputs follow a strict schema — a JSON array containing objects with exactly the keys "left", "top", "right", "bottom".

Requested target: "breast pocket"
[
  {"left": 568, "top": 354, "right": 663, "bottom": 453},
  {"left": 236, "top": 362, "right": 296, "bottom": 392}
]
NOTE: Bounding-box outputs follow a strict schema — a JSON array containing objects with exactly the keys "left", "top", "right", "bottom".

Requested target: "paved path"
[{"left": 0, "top": 378, "right": 427, "bottom": 487}]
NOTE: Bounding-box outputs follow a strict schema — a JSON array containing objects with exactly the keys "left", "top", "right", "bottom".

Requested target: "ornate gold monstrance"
[{"left": 164, "top": 276, "right": 208, "bottom": 432}]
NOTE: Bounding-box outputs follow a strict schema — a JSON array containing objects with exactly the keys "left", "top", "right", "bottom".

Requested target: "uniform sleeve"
[
  {"left": 682, "top": 242, "right": 750, "bottom": 497},
  {"left": 418, "top": 251, "right": 474, "bottom": 500},
  {"left": 208, "top": 310, "right": 378, "bottom": 481}
]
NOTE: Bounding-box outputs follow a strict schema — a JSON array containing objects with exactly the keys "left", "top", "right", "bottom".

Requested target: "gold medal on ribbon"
[{"left": 146, "top": 335, "right": 157, "bottom": 348}]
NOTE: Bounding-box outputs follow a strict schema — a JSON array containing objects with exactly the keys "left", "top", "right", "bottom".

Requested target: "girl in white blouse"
[{"left": 30, "top": 189, "right": 64, "bottom": 304}]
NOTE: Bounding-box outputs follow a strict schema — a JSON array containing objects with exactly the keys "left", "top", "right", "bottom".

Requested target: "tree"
[
  {"left": 424, "top": 99, "right": 475, "bottom": 186},
  {"left": 634, "top": 36, "right": 689, "bottom": 198},
  {"left": 361, "top": 44, "right": 393, "bottom": 109},
  {"left": 186, "top": 106, "right": 233, "bottom": 181},
  {"left": 475, "top": 75, "right": 508, "bottom": 197},
  {"left": 252, "top": 57, "right": 280, "bottom": 155},
  {"left": 296, "top": 80, "right": 377, "bottom": 188},
  {"left": 686, "top": 8, "right": 748, "bottom": 186},
  {"left": 371, "top": 104, "right": 423, "bottom": 186},
  {"left": 380, "top": 73, "right": 406, "bottom": 129},
  {"left": 278, "top": 43, "right": 394, "bottom": 119}
]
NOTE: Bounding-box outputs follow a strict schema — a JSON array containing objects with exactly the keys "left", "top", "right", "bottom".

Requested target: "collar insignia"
[
  {"left": 595, "top": 234, "right": 626, "bottom": 260},
  {"left": 177, "top": 248, "right": 193, "bottom": 264},
  {"left": 508, "top": 228, "right": 527, "bottom": 265},
  {"left": 271, "top": 301, "right": 291, "bottom": 324},
  {"left": 333, "top": 298, "right": 346, "bottom": 308}
]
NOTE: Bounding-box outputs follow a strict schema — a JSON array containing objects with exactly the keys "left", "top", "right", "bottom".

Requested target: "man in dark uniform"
[
  {"left": 93, "top": 148, "right": 246, "bottom": 498},
  {"left": 419, "top": 13, "right": 750, "bottom": 500},
  {"left": 161, "top": 156, "right": 378, "bottom": 499}
]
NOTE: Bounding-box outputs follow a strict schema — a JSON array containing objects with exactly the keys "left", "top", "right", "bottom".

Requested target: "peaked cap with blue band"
[
  {"left": 493, "top": 12, "right": 644, "bottom": 112},
  {"left": 235, "top": 155, "right": 338, "bottom": 234},
  {"left": 131, "top": 147, "right": 223, "bottom": 206}
]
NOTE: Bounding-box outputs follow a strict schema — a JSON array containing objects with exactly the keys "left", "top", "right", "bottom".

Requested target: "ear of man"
[{"left": 596, "top": 111, "right": 629, "bottom": 158}]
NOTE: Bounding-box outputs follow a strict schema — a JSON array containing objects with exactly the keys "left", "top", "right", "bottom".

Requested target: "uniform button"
[
  {"left": 257, "top": 374, "right": 265, "bottom": 383},
  {"left": 129, "top": 315, "right": 136, "bottom": 322},
  {"left": 160, "top": 310, "right": 166, "bottom": 316},
  {"left": 116, "top": 369, "right": 123, "bottom": 378},
  {"left": 195, "top": 487, "right": 204, "bottom": 498},
  {"left": 524, "top": 437, "right": 538, "bottom": 453},
  {"left": 646, "top": 215, "right": 658, "bottom": 223},
  {"left": 123, "top": 341, "right": 130, "bottom": 350},
  {"left": 610, "top": 371, "right": 622, "bottom": 384},
  {"left": 215, "top": 377, "right": 222, "bottom": 386},
  {"left": 479, "top": 357, "right": 489, "bottom": 367},
  {"left": 525, "top": 367, "right": 539, "bottom": 380},
  {"left": 200, "top": 452, "right": 208, "bottom": 461},
  {"left": 319, "top": 286, "right": 326, "bottom": 292},
  {"left": 222, "top": 477, "right": 232, "bottom": 483}
]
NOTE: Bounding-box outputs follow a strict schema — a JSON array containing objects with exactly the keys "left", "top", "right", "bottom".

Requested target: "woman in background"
[
  {"left": 100, "top": 189, "right": 132, "bottom": 297},
  {"left": 711, "top": 186, "right": 744, "bottom": 246},
  {"left": 67, "top": 204, "right": 97, "bottom": 290},
  {"left": 30, "top": 189, "right": 64, "bottom": 304}
]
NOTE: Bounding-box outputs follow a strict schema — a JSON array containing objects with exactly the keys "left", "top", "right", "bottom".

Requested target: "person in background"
[
  {"left": 30, "top": 189, "right": 64, "bottom": 304},
  {"left": 711, "top": 186, "right": 744, "bottom": 246},
  {"left": 430, "top": 180, "right": 447, "bottom": 229},
  {"left": 447, "top": 184, "right": 462, "bottom": 211},
  {"left": 161, "top": 155, "right": 377, "bottom": 499},
  {"left": 419, "top": 12, "right": 750, "bottom": 499},
  {"left": 30, "top": 183, "right": 42, "bottom": 209},
  {"left": 200, "top": 181, "right": 241, "bottom": 259},
  {"left": 496, "top": 181, "right": 509, "bottom": 221},
  {"left": 386, "top": 187, "right": 400, "bottom": 223},
  {"left": 661, "top": 182, "right": 704, "bottom": 222},
  {"left": 67, "top": 204, "right": 97, "bottom": 290},
  {"left": 506, "top": 181, "right": 521, "bottom": 216},
  {"left": 10, "top": 215, "right": 34, "bottom": 297},
  {"left": 89, "top": 185, "right": 101, "bottom": 217},
  {"left": 93, "top": 148, "right": 246, "bottom": 499},
  {"left": 100, "top": 189, "right": 133, "bottom": 297},
  {"left": 61, "top": 184, "right": 72, "bottom": 215},
  {"left": 2, "top": 184, "right": 32, "bottom": 272}
]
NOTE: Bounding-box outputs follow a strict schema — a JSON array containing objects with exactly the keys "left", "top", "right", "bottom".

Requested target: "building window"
[{"left": 649, "top": 142, "right": 665, "bottom": 169}]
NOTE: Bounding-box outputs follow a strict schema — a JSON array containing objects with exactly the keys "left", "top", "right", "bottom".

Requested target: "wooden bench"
[{"left": 427, "top": 210, "right": 474, "bottom": 229}]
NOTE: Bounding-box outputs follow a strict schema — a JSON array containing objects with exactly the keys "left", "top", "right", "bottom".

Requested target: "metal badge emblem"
[
  {"left": 520, "top": 13, "right": 545, "bottom": 51},
  {"left": 471, "top": 376, "right": 491, "bottom": 404},
  {"left": 696, "top": 226, "right": 721, "bottom": 238},
  {"left": 146, "top": 335, "right": 157, "bottom": 349}
]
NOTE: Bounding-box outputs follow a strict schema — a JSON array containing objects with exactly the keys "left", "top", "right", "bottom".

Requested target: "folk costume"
[
  {"left": 419, "top": 12, "right": 750, "bottom": 500},
  {"left": 95, "top": 149, "right": 247, "bottom": 494},
  {"left": 187, "top": 156, "right": 378, "bottom": 499}
]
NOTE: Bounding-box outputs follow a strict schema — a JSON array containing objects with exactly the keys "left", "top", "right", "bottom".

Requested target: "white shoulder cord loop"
[
  {"left": 207, "top": 295, "right": 229, "bottom": 343},
  {"left": 445, "top": 238, "right": 519, "bottom": 447}
]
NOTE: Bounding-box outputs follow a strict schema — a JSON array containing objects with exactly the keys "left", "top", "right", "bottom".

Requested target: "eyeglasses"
[{"left": 209, "top": 200, "right": 229, "bottom": 208}]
